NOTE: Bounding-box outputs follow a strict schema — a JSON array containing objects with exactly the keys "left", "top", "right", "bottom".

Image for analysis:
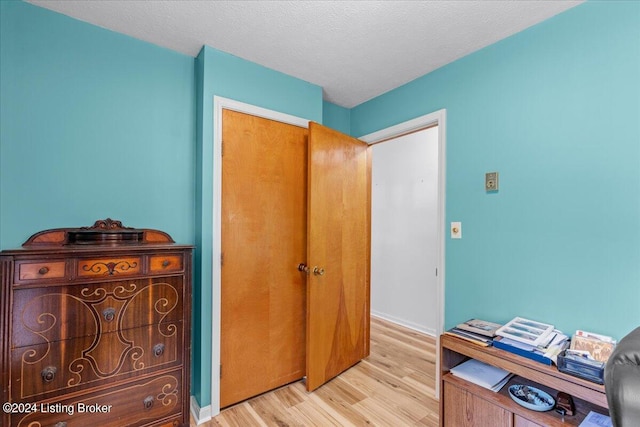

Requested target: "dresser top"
[{"left": 1, "top": 218, "right": 193, "bottom": 256}]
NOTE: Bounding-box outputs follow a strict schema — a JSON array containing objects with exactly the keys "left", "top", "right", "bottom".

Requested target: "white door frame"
[
  {"left": 359, "top": 108, "right": 446, "bottom": 398},
  {"left": 196, "top": 103, "right": 445, "bottom": 423},
  {"left": 204, "top": 96, "right": 310, "bottom": 420}
]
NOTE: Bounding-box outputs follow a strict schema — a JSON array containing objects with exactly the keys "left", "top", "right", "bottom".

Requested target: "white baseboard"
[
  {"left": 371, "top": 311, "right": 436, "bottom": 337},
  {"left": 190, "top": 396, "right": 212, "bottom": 425}
]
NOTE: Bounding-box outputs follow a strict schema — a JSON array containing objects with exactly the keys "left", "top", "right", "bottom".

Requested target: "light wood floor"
[{"left": 192, "top": 316, "right": 439, "bottom": 426}]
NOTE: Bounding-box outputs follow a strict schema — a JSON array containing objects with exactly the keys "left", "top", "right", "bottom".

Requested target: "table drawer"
[
  {"left": 149, "top": 254, "right": 184, "bottom": 274},
  {"left": 16, "top": 260, "right": 66, "bottom": 282},
  {"left": 77, "top": 256, "right": 141, "bottom": 278},
  {"left": 11, "top": 322, "right": 182, "bottom": 401},
  {"left": 13, "top": 370, "right": 184, "bottom": 427}
]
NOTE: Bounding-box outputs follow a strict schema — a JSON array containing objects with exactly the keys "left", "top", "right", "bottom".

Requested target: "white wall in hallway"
[{"left": 371, "top": 126, "right": 439, "bottom": 335}]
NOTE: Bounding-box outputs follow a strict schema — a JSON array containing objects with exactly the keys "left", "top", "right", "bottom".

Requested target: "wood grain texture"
[
  {"left": 11, "top": 322, "right": 182, "bottom": 401},
  {"left": 1, "top": 226, "right": 192, "bottom": 427},
  {"left": 514, "top": 414, "right": 543, "bottom": 427},
  {"left": 17, "top": 260, "right": 66, "bottom": 280},
  {"left": 77, "top": 256, "right": 142, "bottom": 277},
  {"left": 1, "top": 259, "right": 12, "bottom": 427},
  {"left": 443, "top": 382, "right": 513, "bottom": 427},
  {"left": 221, "top": 109, "right": 308, "bottom": 408},
  {"left": 20, "top": 219, "right": 175, "bottom": 247},
  {"left": 440, "top": 334, "right": 607, "bottom": 408},
  {"left": 306, "top": 122, "right": 371, "bottom": 392},
  {"left": 149, "top": 254, "right": 184, "bottom": 273},
  {"left": 440, "top": 334, "right": 610, "bottom": 427},
  {"left": 12, "top": 277, "right": 184, "bottom": 348},
  {"left": 197, "top": 317, "right": 438, "bottom": 427},
  {"left": 15, "top": 370, "right": 183, "bottom": 427}
]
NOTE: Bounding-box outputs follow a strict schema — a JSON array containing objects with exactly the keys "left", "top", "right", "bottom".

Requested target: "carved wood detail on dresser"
[{"left": 1, "top": 219, "right": 193, "bottom": 427}]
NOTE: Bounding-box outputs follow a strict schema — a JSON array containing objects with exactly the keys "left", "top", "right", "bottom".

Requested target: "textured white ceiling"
[{"left": 26, "top": 0, "right": 583, "bottom": 108}]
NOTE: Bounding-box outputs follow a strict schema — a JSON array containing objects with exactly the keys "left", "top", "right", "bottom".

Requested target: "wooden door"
[
  {"left": 305, "top": 122, "right": 371, "bottom": 391},
  {"left": 220, "top": 109, "right": 308, "bottom": 407}
]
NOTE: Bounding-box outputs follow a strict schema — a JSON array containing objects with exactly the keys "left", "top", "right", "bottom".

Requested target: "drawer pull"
[
  {"left": 153, "top": 343, "right": 165, "bottom": 357},
  {"left": 162, "top": 260, "right": 170, "bottom": 268},
  {"left": 143, "top": 395, "right": 155, "bottom": 410},
  {"left": 38, "top": 266, "right": 50, "bottom": 275},
  {"left": 55, "top": 422, "right": 68, "bottom": 427},
  {"left": 41, "top": 366, "right": 57, "bottom": 382},
  {"left": 103, "top": 307, "right": 116, "bottom": 322}
]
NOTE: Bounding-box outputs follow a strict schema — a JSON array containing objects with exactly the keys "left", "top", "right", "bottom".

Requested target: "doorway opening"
[
  {"left": 371, "top": 125, "right": 440, "bottom": 335},
  {"left": 360, "top": 109, "right": 446, "bottom": 397}
]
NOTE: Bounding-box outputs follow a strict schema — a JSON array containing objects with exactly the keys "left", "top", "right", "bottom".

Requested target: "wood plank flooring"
[{"left": 192, "top": 316, "right": 439, "bottom": 426}]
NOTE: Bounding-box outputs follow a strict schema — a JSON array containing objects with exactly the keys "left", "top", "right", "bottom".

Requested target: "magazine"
[
  {"left": 444, "top": 328, "right": 493, "bottom": 347},
  {"left": 456, "top": 319, "right": 502, "bottom": 338}
]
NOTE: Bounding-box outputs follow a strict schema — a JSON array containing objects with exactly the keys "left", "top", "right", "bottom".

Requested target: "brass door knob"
[
  {"left": 313, "top": 267, "right": 325, "bottom": 276},
  {"left": 298, "top": 263, "right": 310, "bottom": 274}
]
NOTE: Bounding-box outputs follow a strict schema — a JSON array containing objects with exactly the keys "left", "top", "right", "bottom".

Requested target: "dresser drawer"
[
  {"left": 11, "top": 322, "right": 182, "bottom": 401},
  {"left": 77, "top": 256, "right": 141, "bottom": 278},
  {"left": 16, "top": 260, "right": 66, "bottom": 282},
  {"left": 149, "top": 254, "right": 184, "bottom": 274},
  {"left": 12, "top": 277, "right": 184, "bottom": 348},
  {"left": 13, "top": 370, "right": 184, "bottom": 427}
]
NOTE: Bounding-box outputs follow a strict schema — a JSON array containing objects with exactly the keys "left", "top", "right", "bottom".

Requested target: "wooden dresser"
[{"left": 0, "top": 219, "right": 192, "bottom": 427}]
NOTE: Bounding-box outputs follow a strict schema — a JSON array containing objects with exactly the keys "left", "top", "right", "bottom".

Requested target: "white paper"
[
  {"left": 578, "top": 411, "right": 612, "bottom": 427},
  {"left": 490, "top": 374, "right": 513, "bottom": 392},
  {"left": 450, "top": 359, "right": 511, "bottom": 391}
]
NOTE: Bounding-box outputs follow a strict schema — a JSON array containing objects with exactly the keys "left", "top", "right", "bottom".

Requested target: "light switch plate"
[
  {"left": 485, "top": 172, "right": 499, "bottom": 191},
  {"left": 451, "top": 222, "right": 462, "bottom": 239}
]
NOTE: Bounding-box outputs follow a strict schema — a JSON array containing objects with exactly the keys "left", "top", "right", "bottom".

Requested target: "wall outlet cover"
[
  {"left": 485, "top": 172, "right": 499, "bottom": 191},
  {"left": 451, "top": 222, "right": 462, "bottom": 239}
]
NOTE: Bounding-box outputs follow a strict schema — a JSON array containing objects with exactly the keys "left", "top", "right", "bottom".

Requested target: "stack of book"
[
  {"left": 449, "top": 358, "right": 513, "bottom": 392},
  {"left": 444, "top": 319, "right": 501, "bottom": 347}
]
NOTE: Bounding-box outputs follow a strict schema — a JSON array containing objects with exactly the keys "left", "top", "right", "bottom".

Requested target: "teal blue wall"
[
  {"left": 351, "top": 1, "right": 640, "bottom": 340},
  {"left": 192, "top": 45, "right": 322, "bottom": 407},
  {"left": 322, "top": 101, "right": 351, "bottom": 135},
  {"left": 0, "top": 1, "right": 196, "bottom": 248}
]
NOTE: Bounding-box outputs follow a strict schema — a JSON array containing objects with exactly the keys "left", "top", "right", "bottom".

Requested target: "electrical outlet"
[
  {"left": 451, "top": 222, "right": 462, "bottom": 239},
  {"left": 485, "top": 172, "right": 499, "bottom": 192}
]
